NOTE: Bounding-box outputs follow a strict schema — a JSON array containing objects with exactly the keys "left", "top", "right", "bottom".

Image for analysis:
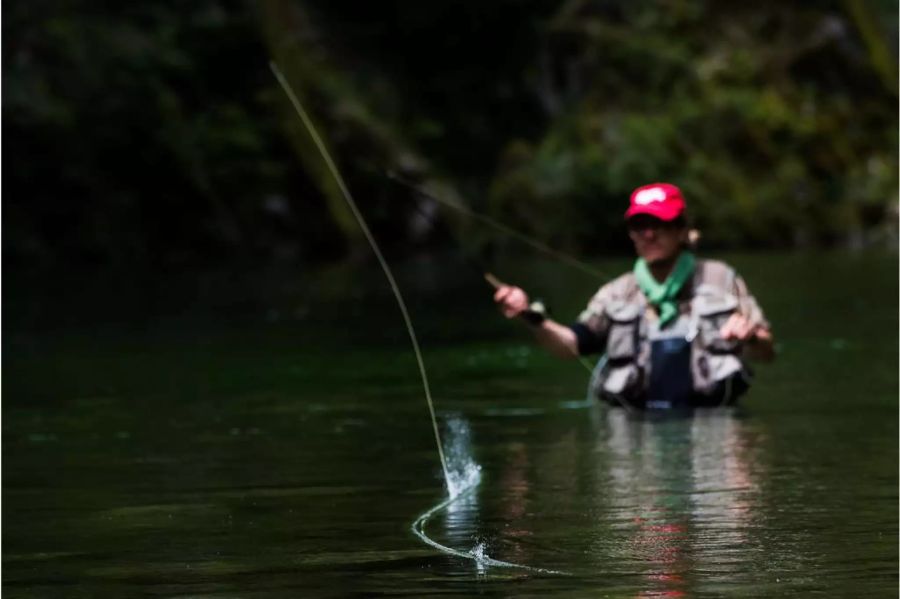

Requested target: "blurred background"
[
  {"left": 3, "top": 3, "right": 898, "bottom": 596},
  {"left": 4, "top": 0, "right": 898, "bottom": 269}
]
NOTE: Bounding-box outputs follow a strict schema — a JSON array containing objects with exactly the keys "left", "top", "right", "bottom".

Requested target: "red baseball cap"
[{"left": 624, "top": 183, "right": 686, "bottom": 221}]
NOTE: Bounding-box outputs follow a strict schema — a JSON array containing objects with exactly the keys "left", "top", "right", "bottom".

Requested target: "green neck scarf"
[{"left": 634, "top": 251, "right": 696, "bottom": 328}]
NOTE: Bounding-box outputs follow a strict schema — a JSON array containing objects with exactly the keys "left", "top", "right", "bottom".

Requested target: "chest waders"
[{"left": 588, "top": 284, "right": 750, "bottom": 409}]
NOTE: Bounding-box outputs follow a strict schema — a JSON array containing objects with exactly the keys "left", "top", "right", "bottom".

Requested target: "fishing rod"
[{"left": 269, "top": 62, "right": 451, "bottom": 488}]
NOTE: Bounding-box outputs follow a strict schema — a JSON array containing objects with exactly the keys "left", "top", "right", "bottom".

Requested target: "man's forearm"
[{"left": 530, "top": 319, "right": 581, "bottom": 359}]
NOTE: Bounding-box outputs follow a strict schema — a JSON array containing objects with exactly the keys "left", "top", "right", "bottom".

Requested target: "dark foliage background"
[{"left": 4, "top": 0, "right": 897, "bottom": 268}]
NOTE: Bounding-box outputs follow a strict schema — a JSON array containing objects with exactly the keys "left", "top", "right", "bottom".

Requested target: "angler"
[{"left": 494, "top": 183, "right": 774, "bottom": 410}]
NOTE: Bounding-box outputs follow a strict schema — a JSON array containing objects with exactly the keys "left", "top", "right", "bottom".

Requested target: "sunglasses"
[{"left": 627, "top": 215, "right": 685, "bottom": 232}]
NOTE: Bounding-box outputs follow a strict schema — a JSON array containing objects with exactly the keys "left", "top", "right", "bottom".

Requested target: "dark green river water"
[{"left": 4, "top": 252, "right": 898, "bottom": 597}]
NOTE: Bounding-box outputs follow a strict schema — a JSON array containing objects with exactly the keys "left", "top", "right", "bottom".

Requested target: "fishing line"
[
  {"left": 411, "top": 485, "right": 568, "bottom": 575},
  {"left": 270, "top": 62, "right": 450, "bottom": 487},
  {"left": 387, "top": 171, "right": 611, "bottom": 280}
]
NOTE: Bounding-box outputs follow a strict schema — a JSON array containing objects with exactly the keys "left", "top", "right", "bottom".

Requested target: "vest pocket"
[
  {"left": 589, "top": 357, "right": 642, "bottom": 404},
  {"left": 602, "top": 362, "right": 640, "bottom": 396},
  {"left": 691, "top": 292, "right": 747, "bottom": 401},
  {"left": 693, "top": 294, "right": 739, "bottom": 353},
  {"left": 692, "top": 353, "right": 745, "bottom": 400},
  {"left": 588, "top": 302, "right": 643, "bottom": 405},
  {"left": 605, "top": 302, "right": 642, "bottom": 360}
]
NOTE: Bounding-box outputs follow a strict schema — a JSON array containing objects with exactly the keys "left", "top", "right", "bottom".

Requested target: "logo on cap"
[{"left": 633, "top": 187, "right": 667, "bottom": 205}]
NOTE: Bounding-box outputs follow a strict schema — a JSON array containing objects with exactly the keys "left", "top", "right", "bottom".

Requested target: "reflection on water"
[
  {"left": 436, "top": 405, "right": 780, "bottom": 590},
  {"left": 426, "top": 390, "right": 895, "bottom": 594},
  {"left": 598, "top": 409, "right": 760, "bottom": 596}
]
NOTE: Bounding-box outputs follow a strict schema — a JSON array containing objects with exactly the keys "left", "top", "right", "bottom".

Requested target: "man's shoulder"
[
  {"left": 694, "top": 258, "right": 738, "bottom": 290},
  {"left": 598, "top": 270, "right": 639, "bottom": 298}
]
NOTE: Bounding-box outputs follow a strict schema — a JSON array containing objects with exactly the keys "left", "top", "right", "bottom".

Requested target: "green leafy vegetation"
[{"left": 4, "top": 0, "right": 897, "bottom": 267}]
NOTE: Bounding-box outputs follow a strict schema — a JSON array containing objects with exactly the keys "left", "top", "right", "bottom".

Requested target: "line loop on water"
[{"left": 411, "top": 484, "right": 568, "bottom": 576}]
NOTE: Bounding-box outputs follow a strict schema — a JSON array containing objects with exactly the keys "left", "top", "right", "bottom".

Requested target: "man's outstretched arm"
[{"left": 493, "top": 285, "right": 581, "bottom": 359}]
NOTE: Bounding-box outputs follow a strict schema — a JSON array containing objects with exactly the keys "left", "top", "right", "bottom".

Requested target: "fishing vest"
[{"left": 588, "top": 263, "right": 750, "bottom": 409}]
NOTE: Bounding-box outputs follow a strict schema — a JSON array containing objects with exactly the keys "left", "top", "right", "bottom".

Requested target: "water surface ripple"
[{"left": 4, "top": 253, "right": 897, "bottom": 596}]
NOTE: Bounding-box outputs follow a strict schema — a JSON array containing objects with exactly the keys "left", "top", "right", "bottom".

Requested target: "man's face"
[{"left": 627, "top": 215, "right": 687, "bottom": 264}]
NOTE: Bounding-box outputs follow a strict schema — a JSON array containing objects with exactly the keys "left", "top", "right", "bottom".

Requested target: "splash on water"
[
  {"left": 471, "top": 540, "right": 488, "bottom": 574},
  {"left": 411, "top": 415, "right": 567, "bottom": 575},
  {"left": 443, "top": 416, "right": 482, "bottom": 499},
  {"left": 471, "top": 540, "right": 488, "bottom": 561}
]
